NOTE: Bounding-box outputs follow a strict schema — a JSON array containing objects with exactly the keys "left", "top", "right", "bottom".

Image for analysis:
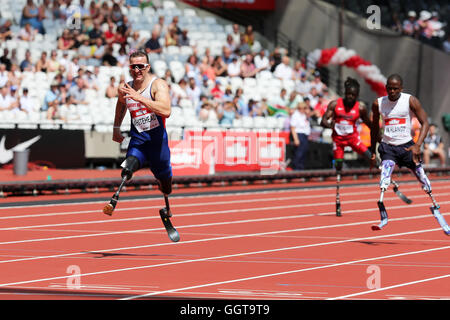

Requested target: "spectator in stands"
[
  {"left": 210, "top": 80, "right": 224, "bottom": 101},
  {"left": 78, "top": 38, "right": 93, "bottom": 65},
  {"left": 212, "top": 56, "right": 228, "bottom": 77},
  {"left": 92, "top": 37, "right": 106, "bottom": 62},
  {"left": 116, "top": 47, "right": 128, "bottom": 67},
  {"left": 47, "top": 50, "right": 60, "bottom": 73},
  {"left": 273, "top": 55, "right": 293, "bottom": 81},
  {"left": 165, "top": 27, "right": 179, "bottom": 47},
  {"left": 236, "top": 34, "right": 251, "bottom": 55},
  {"left": 222, "top": 86, "right": 233, "bottom": 102},
  {"left": 8, "top": 64, "right": 22, "bottom": 88},
  {"left": 287, "top": 91, "right": 303, "bottom": 110},
  {"left": 230, "top": 24, "right": 241, "bottom": 46},
  {"left": 9, "top": 49, "right": 19, "bottom": 68},
  {"left": 88, "top": 21, "right": 103, "bottom": 44},
  {"left": 423, "top": 124, "right": 446, "bottom": 167},
  {"left": 402, "top": 11, "right": 420, "bottom": 37},
  {"left": 171, "top": 78, "right": 188, "bottom": 106},
  {"left": 163, "top": 69, "right": 175, "bottom": 85},
  {"left": 225, "top": 34, "right": 237, "bottom": 53},
  {"left": 88, "top": 0, "right": 100, "bottom": 19},
  {"left": 296, "top": 72, "right": 312, "bottom": 96},
  {"left": 198, "top": 101, "right": 218, "bottom": 124},
  {"left": 306, "top": 87, "right": 320, "bottom": 107},
  {"left": 84, "top": 67, "right": 99, "bottom": 91},
  {"left": 222, "top": 46, "right": 235, "bottom": 65},
  {"left": 98, "top": 2, "right": 111, "bottom": 22},
  {"left": 311, "top": 71, "right": 327, "bottom": 93},
  {"left": 19, "top": 22, "right": 37, "bottom": 42},
  {"left": 21, "top": 0, "right": 44, "bottom": 34},
  {"left": 243, "top": 25, "right": 255, "bottom": 48},
  {"left": 234, "top": 88, "right": 248, "bottom": 116},
  {"left": 218, "top": 100, "right": 238, "bottom": 126},
  {"left": 67, "top": 56, "right": 80, "bottom": 78},
  {"left": 0, "top": 49, "right": 12, "bottom": 71},
  {"left": 0, "top": 20, "right": 13, "bottom": 41},
  {"left": 35, "top": 51, "right": 50, "bottom": 73},
  {"left": 169, "top": 16, "right": 182, "bottom": 36},
  {"left": 254, "top": 49, "right": 269, "bottom": 70},
  {"left": 187, "top": 77, "right": 201, "bottom": 110},
  {"left": 185, "top": 54, "right": 200, "bottom": 81},
  {"left": 104, "top": 21, "right": 117, "bottom": 45},
  {"left": 144, "top": 29, "right": 163, "bottom": 54},
  {"left": 51, "top": 0, "right": 63, "bottom": 21},
  {"left": 114, "top": 25, "right": 128, "bottom": 48},
  {"left": 128, "top": 31, "right": 144, "bottom": 51},
  {"left": 292, "top": 60, "right": 306, "bottom": 81},
  {"left": 154, "top": 15, "right": 168, "bottom": 37},
  {"left": 269, "top": 47, "right": 282, "bottom": 72},
  {"left": 290, "top": 101, "right": 311, "bottom": 170},
  {"left": 418, "top": 10, "right": 433, "bottom": 44},
  {"left": 125, "top": 0, "right": 139, "bottom": 8},
  {"left": 240, "top": 54, "right": 258, "bottom": 78},
  {"left": 110, "top": 2, "right": 123, "bottom": 24},
  {"left": 42, "top": 81, "right": 61, "bottom": 119},
  {"left": 19, "top": 88, "right": 37, "bottom": 114},
  {"left": 178, "top": 29, "right": 190, "bottom": 47},
  {"left": 58, "top": 29, "right": 75, "bottom": 50},
  {"left": 428, "top": 12, "right": 446, "bottom": 48},
  {"left": 270, "top": 88, "right": 289, "bottom": 117},
  {"left": 101, "top": 45, "right": 118, "bottom": 66},
  {"left": 20, "top": 50, "right": 34, "bottom": 72},
  {"left": 105, "top": 76, "right": 119, "bottom": 98},
  {"left": 227, "top": 56, "right": 241, "bottom": 78},
  {"left": 0, "top": 64, "right": 9, "bottom": 88},
  {"left": 0, "top": 83, "right": 18, "bottom": 111},
  {"left": 200, "top": 56, "right": 215, "bottom": 81},
  {"left": 68, "top": 77, "right": 88, "bottom": 105},
  {"left": 38, "top": 0, "right": 53, "bottom": 20}
]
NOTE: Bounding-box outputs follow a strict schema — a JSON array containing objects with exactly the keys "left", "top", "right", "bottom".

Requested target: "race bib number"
[
  {"left": 384, "top": 118, "right": 407, "bottom": 135},
  {"left": 128, "top": 102, "right": 159, "bottom": 133},
  {"left": 334, "top": 122, "right": 354, "bottom": 135}
]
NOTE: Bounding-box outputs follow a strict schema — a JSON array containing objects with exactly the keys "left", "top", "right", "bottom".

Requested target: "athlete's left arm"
[
  {"left": 358, "top": 101, "right": 372, "bottom": 128},
  {"left": 406, "top": 95, "right": 430, "bottom": 163}
]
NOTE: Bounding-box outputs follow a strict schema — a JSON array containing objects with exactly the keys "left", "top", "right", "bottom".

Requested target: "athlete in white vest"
[{"left": 370, "top": 74, "right": 449, "bottom": 235}]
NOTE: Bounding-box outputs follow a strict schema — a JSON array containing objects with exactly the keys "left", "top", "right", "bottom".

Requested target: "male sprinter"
[
  {"left": 370, "top": 74, "right": 449, "bottom": 235},
  {"left": 103, "top": 50, "right": 179, "bottom": 242},
  {"left": 320, "top": 78, "right": 374, "bottom": 216}
]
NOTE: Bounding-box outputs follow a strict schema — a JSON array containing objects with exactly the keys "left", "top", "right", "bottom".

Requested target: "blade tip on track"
[{"left": 103, "top": 204, "right": 114, "bottom": 216}]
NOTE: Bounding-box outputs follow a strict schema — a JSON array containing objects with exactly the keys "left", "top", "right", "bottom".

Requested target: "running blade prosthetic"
[
  {"left": 372, "top": 201, "right": 388, "bottom": 231},
  {"left": 159, "top": 208, "right": 180, "bottom": 242}
]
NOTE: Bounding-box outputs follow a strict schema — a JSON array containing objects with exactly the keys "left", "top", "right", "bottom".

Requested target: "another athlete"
[
  {"left": 103, "top": 50, "right": 179, "bottom": 242},
  {"left": 370, "top": 74, "right": 449, "bottom": 235},
  {"left": 320, "top": 78, "right": 375, "bottom": 216}
]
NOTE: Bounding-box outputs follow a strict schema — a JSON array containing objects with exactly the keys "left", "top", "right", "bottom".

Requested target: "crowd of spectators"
[
  {"left": 0, "top": 0, "right": 337, "bottom": 132},
  {"left": 400, "top": 10, "right": 449, "bottom": 51}
]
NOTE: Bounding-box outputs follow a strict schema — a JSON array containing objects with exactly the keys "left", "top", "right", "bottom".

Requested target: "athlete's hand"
[
  {"left": 369, "top": 154, "right": 377, "bottom": 169},
  {"left": 405, "top": 143, "right": 421, "bottom": 164},
  {"left": 112, "top": 127, "right": 124, "bottom": 143},
  {"left": 120, "top": 83, "right": 141, "bottom": 102}
]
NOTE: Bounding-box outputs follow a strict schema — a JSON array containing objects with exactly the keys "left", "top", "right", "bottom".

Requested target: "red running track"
[{"left": 0, "top": 178, "right": 449, "bottom": 300}]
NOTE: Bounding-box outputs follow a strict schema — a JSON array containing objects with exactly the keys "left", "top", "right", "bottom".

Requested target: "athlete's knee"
[
  {"left": 158, "top": 177, "right": 172, "bottom": 195},
  {"left": 380, "top": 159, "right": 395, "bottom": 190},
  {"left": 121, "top": 156, "right": 140, "bottom": 180},
  {"left": 412, "top": 163, "right": 432, "bottom": 193}
]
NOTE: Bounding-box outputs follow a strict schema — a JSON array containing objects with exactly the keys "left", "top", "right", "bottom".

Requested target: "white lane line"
[
  {"left": 2, "top": 191, "right": 450, "bottom": 232},
  {"left": 328, "top": 273, "right": 450, "bottom": 300},
  {"left": 0, "top": 208, "right": 448, "bottom": 265},
  {"left": 0, "top": 227, "right": 448, "bottom": 293}
]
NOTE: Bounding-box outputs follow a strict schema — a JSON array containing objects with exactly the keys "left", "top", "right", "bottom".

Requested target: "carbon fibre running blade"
[
  {"left": 336, "top": 201, "right": 341, "bottom": 217},
  {"left": 159, "top": 208, "right": 180, "bottom": 242},
  {"left": 430, "top": 206, "right": 450, "bottom": 236},
  {"left": 372, "top": 201, "right": 388, "bottom": 231},
  {"left": 393, "top": 187, "right": 412, "bottom": 204}
]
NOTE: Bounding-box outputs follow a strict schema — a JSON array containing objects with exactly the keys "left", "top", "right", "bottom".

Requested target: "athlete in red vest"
[{"left": 321, "top": 78, "right": 373, "bottom": 216}]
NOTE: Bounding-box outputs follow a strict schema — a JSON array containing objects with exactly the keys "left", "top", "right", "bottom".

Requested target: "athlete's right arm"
[
  {"left": 112, "top": 87, "right": 127, "bottom": 143},
  {"left": 370, "top": 99, "right": 380, "bottom": 155},
  {"left": 320, "top": 100, "right": 336, "bottom": 129}
]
